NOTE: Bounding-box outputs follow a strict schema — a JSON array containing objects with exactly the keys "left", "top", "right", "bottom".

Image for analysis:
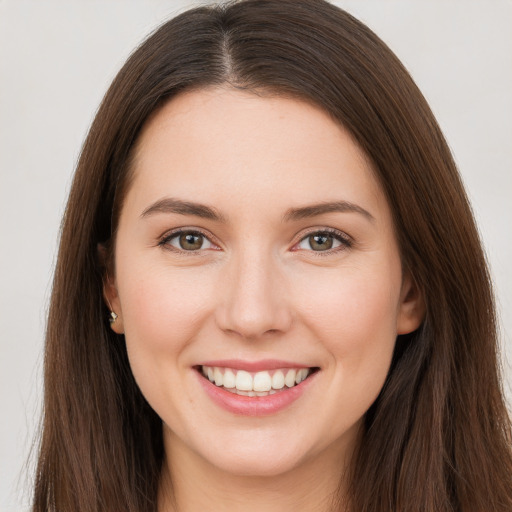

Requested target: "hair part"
[{"left": 33, "top": 1, "right": 512, "bottom": 511}]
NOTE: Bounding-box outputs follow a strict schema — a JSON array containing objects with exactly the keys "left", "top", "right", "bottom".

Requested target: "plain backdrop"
[{"left": 1, "top": 1, "right": 511, "bottom": 510}]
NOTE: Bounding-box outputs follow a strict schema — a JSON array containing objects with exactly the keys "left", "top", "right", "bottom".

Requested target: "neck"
[{"left": 158, "top": 430, "right": 355, "bottom": 512}]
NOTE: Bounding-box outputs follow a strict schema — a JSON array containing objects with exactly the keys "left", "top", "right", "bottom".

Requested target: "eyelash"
[
  {"left": 158, "top": 227, "right": 352, "bottom": 255},
  {"left": 158, "top": 228, "right": 218, "bottom": 254},
  {"left": 292, "top": 227, "right": 352, "bottom": 256}
]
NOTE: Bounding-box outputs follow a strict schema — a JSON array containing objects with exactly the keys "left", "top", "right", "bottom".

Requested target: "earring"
[{"left": 103, "top": 275, "right": 120, "bottom": 327}]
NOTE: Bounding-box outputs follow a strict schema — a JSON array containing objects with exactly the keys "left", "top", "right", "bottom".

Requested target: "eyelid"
[
  {"left": 157, "top": 225, "right": 352, "bottom": 254},
  {"left": 158, "top": 227, "right": 221, "bottom": 252},
  {"left": 291, "top": 227, "right": 353, "bottom": 254}
]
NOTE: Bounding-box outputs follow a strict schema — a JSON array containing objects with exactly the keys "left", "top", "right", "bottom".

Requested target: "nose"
[{"left": 215, "top": 248, "right": 293, "bottom": 340}]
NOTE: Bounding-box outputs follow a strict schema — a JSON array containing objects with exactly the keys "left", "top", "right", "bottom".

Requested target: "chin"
[{"left": 206, "top": 447, "right": 307, "bottom": 478}]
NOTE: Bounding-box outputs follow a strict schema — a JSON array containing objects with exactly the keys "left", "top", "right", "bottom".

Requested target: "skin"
[{"left": 105, "top": 87, "right": 424, "bottom": 511}]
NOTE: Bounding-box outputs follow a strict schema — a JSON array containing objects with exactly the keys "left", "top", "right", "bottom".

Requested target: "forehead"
[{"left": 125, "top": 87, "right": 386, "bottom": 220}]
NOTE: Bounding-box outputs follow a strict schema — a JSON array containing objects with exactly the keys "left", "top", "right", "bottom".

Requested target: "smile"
[
  {"left": 194, "top": 361, "right": 319, "bottom": 416},
  {"left": 200, "top": 365, "right": 314, "bottom": 396}
]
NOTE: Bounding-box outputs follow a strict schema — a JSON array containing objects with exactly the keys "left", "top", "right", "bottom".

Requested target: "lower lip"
[{"left": 196, "top": 370, "right": 317, "bottom": 416}]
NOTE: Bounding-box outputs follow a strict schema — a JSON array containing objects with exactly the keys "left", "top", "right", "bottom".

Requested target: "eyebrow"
[
  {"left": 140, "top": 197, "right": 374, "bottom": 224},
  {"left": 140, "top": 197, "right": 227, "bottom": 222},
  {"left": 283, "top": 201, "right": 374, "bottom": 222}
]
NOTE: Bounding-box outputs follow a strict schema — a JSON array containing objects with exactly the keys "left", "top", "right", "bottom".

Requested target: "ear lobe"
[
  {"left": 396, "top": 273, "right": 425, "bottom": 335},
  {"left": 98, "top": 243, "right": 124, "bottom": 334},
  {"left": 103, "top": 282, "right": 125, "bottom": 335}
]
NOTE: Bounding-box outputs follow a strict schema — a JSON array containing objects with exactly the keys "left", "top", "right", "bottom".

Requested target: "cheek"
[
  {"left": 115, "top": 259, "right": 218, "bottom": 419},
  {"left": 294, "top": 261, "right": 401, "bottom": 361},
  {"left": 116, "top": 258, "right": 215, "bottom": 363}
]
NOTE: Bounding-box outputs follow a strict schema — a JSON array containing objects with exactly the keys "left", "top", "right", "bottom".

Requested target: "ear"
[
  {"left": 396, "top": 272, "right": 425, "bottom": 335},
  {"left": 98, "top": 243, "right": 124, "bottom": 335}
]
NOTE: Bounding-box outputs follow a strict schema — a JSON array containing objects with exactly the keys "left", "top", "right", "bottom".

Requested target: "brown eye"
[
  {"left": 166, "top": 231, "right": 214, "bottom": 251},
  {"left": 179, "top": 233, "right": 204, "bottom": 250},
  {"left": 296, "top": 230, "right": 349, "bottom": 252},
  {"left": 308, "top": 234, "right": 333, "bottom": 251}
]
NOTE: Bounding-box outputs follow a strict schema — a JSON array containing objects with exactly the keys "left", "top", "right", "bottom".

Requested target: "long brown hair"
[{"left": 33, "top": 1, "right": 512, "bottom": 510}]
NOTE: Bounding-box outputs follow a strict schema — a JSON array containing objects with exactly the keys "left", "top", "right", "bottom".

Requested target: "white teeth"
[
  {"left": 271, "top": 370, "right": 285, "bottom": 389},
  {"left": 213, "top": 367, "right": 223, "bottom": 386},
  {"left": 235, "top": 370, "right": 253, "bottom": 391},
  {"left": 253, "top": 371, "right": 272, "bottom": 392},
  {"left": 223, "top": 369, "right": 236, "bottom": 388},
  {"left": 285, "top": 369, "right": 296, "bottom": 388},
  {"left": 296, "top": 368, "right": 308, "bottom": 384},
  {"left": 201, "top": 366, "right": 313, "bottom": 393}
]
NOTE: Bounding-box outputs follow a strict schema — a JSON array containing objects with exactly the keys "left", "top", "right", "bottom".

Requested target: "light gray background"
[{"left": 1, "top": 1, "right": 511, "bottom": 511}]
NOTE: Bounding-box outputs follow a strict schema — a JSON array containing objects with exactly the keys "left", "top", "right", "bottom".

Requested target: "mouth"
[{"left": 195, "top": 364, "right": 320, "bottom": 397}]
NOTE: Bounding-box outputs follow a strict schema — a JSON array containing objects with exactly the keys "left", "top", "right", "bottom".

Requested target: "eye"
[
  {"left": 295, "top": 230, "right": 350, "bottom": 252},
  {"left": 162, "top": 230, "right": 215, "bottom": 251}
]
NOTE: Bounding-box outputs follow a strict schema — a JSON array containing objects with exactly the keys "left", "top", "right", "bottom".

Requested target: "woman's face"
[{"left": 106, "top": 88, "right": 423, "bottom": 478}]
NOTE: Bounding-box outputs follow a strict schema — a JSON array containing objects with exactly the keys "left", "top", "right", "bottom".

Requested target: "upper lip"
[{"left": 197, "top": 359, "right": 315, "bottom": 372}]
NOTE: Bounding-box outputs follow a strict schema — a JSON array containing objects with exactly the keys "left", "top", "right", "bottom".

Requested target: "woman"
[{"left": 33, "top": 0, "right": 512, "bottom": 510}]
